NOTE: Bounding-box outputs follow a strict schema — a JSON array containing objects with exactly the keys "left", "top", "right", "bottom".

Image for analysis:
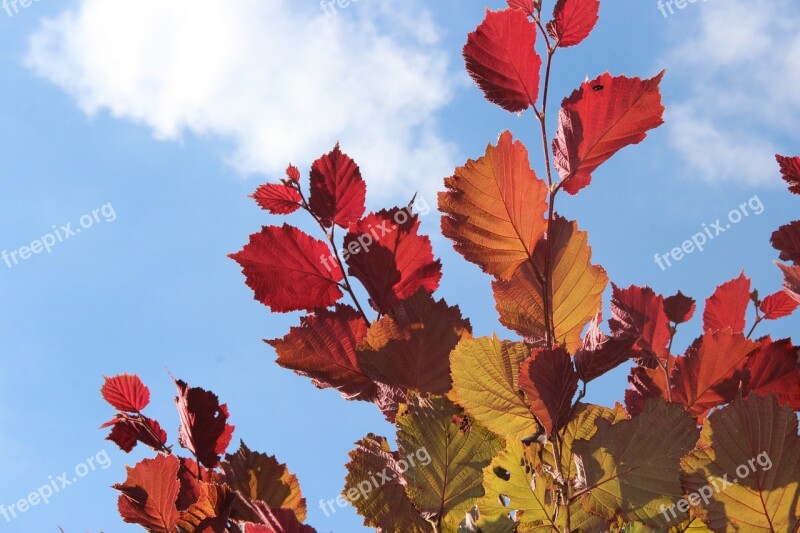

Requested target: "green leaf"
[
  {"left": 680, "top": 394, "right": 800, "bottom": 532},
  {"left": 572, "top": 400, "right": 699, "bottom": 527},
  {"left": 450, "top": 335, "right": 537, "bottom": 437},
  {"left": 397, "top": 395, "right": 502, "bottom": 532}
]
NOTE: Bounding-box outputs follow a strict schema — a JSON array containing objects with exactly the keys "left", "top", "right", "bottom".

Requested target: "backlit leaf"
[
  {"left": 251, "top": 183, "right": 302, "bottom": 215},
  {"left": 176, "top": 482, "right": 234, "bottom": 532},
  {"left": 670, "top": 330, "right": 760, "bottom": 417},
  {"left": 742, "top": 336, "right": 800, "bottom": 410},
  {"left": 702, "top": 273, "right": 750, "bottom": 334},
  {"left": 771, "top": 221, "right": 800, "bottom": 263},
  {"left": 308, "top": 143, "right": 366, "bottom": 228},
  {"left": 506, "top": 0, "right": 536, "bottom": 17},
  {"left": 344, "top": 208, "right": 441, "bottom": 314},
  {"left": 439, "top": 131, "right": 549, "bottom": 280},
  {"left": 104, "top": 415, "right": 168, "bottom": 454},
  {"left": 343, "top": 434, "right": 432, "bottom": 532},
  {"left": 268, "top": 304, "right": 376, "bottom": 401},
  {"left": 776, "top": 154, "right": 800, "bottom": 195},
  {"left": 609, "top": 284, "right": 671, "bottom": 360},
  {"left": 572, "top": 400, "right": 699, "bottom": 526},
  {"left": 680, "top": 394, "right": 800, "bottom": 532},
  {"left": 547, "top": 0, "right": 600, "bottom": 47},
  {"left": 664, "top": 291, "right": 697, "bottom": 324},
  {"left": 357, "top": 291, "right": 471, "bottom": 395},
  {"left": 519, "top": 347, "right": 578, "bottom": 437},
  {"left": 574, "top": 314, "right": 636, "bottom": 382},
  {"left": 464, "top": 9, "right": 541, "bottom": 113},
  {"left": 102, "top": 374, "right": 151, "bottom": 412},
  {"left": 553, "top": 72, "right": 665, "bottom": 194},
  {"left": 175, "top": 379, "right": 235, "bottom": 469},
  {"left": 493, "top": 216, "right": 607, "bottom": 352},
  {"left": 230, "top": 224, "right": 343, "bottom": 313},
  {"left": 222, "top": 441, "right": 306, "bottom": 522},
  {"left": 759, "top": 290, "right": 799, "bottom": 320},
  {"left": 777, "top": 262, "right": 800, "bottom": 303},
  {"left": 477, "top": 436, "right": 563, "bottom": 531},
  {"left": 397, "top": 395, "right": 502, "bottom": 531},
  {"left": 114, "top": 454, "right": 181, "bottom": 533},
  {"left": 450, "top": 335, "right": 537, "bottom": 437}
]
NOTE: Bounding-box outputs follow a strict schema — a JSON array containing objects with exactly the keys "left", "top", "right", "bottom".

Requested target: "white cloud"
[
  {"left": 24, "top": 0, "right": 456, "bottom": 201},
  {"left": 662, "top": 0, "right": 800, "bottom": 186}
]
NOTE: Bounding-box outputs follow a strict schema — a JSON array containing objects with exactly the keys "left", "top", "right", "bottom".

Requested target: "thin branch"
[{"left": 294, "top": 184, "right": 371, "bottom": 325}]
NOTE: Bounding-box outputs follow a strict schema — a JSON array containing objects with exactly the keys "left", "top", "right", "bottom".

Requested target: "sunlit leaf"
[
  {"left": 440, "top": 131, "right": 548, "bottom": 280},
  {"left": 397, "top": 395, "right": 502, "bottom": 531},
  {"left": 680, "top": 394, "right": 800, "bottom": 532},
  {"left": 450, "top": 335, "right": 537, "bottom": 437}
]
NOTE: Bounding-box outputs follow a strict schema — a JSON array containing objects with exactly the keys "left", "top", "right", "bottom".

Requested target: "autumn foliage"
[{"left": 103, "top": 1, "right": 800, "bottom": 532}]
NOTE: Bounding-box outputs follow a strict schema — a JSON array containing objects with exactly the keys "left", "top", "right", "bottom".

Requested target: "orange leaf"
[{"left": 440, "top": 131, "right": 548, "bottom": 280}]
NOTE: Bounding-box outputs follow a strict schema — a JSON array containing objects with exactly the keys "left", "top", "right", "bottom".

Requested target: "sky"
[{"left": 1, "top": 0, "right": 799, "bottom": 531}]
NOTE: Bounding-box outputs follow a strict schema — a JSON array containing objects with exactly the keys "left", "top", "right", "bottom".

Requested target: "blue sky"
[{"left": 1, "top": 0, "right": 799, "bottom": 531}]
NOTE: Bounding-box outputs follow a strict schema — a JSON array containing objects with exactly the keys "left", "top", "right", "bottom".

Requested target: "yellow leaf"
[
  {"left": 450, "top": 335, "right": 537, "bottom": 437},
  {"left": 493, "top": 216, "right": 607, "bottom": 353},
  {"left": 478, "top": 436, "right": 565, "bottom": 531}
]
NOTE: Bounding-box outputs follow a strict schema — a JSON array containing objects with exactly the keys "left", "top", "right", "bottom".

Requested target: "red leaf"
[
  {"left": 777, "top": 262, "right": 800, "bottom": 303},
  {"left": 102, "top": 374, "right": 151, "bottom": 412},
  {"left": 760, "top": 291, "right": 799, "bottom": 320},
  {"left": 308, "top": 144, "right": 366, "bottom": 228},
  {"left": 609, "top": 284, "right": 671, "bottom": 360},
  {"left": 104, "top": 416, "right": 168, "bottom": 453},
  {"left": 506, "top": 0, "right": 536, "bottom": 17},
  {"left": 115, "top": 454, "right": 181, "bottom": 533},
  {"left": 547, "top": 0, "right": 600, "bottom": 47},
  {"left": 671, "top": 330, "right": 760, "bottom": 417},
  {"left": 285, "top": 164, "right": 301, "bottom": 183},
  {"left": 344, "top": 208, "right": 442, "bottom": 313},
  {"left": 463, "top": 8, "right": 541, "bottom": 113},
  {"left": 702, "top": 273, "right": 751, "bottom": 333},
  {"left": 251, "top": 184, "right": 302, "bottom": 215},
  {"left": 357, "top": 291, "right": 471, "bottom": 396},
  {"left": 177, "top": 458, "right": 220, "bottom": 512},
  {"left": 519, "top": 347, "right": 579, "bottom": 436},
  {"left": 664, "top": 291, "right": 696, "bottom": 324},
  {"left": 574, "top": 314, "right": 636, "bottom": 382},
  {"left": 230, "top": 224, "right": 343, "bottom": 313},
  {"left": 625, "top": 365, "right": 669, "bottom": 417},
  {"left": 250, "top": 502, "right": 316, "bottom": 533},
  {"left": 174, "top": 379, "right": 235, "bottom": 469},
  {"left": 776, "top": 154, "right": 800, "bottom": 195},
  {"left": 743, "top": 336, "right": 800, "bottom": 410},
  {"left": 771, "top": 221, "right": 800, "bottom": 264},
  {"left": 553, "top": 72, "right": 665, "bottom": 194},
  {"left": 268, "top": 304, "right": 377, "bottom": 401},
  {"left": 177, "top": 481, "right": 235, "bottom": 531}
]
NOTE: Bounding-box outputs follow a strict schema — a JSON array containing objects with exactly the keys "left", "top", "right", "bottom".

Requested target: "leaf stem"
[{"left": 532, "top": 35, "right": 558, "bottom": 349}]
